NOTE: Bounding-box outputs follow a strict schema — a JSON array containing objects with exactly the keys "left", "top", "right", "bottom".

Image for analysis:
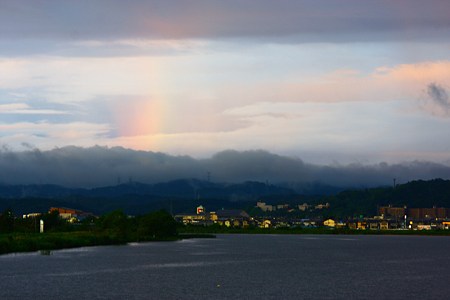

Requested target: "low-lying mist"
[{"left": 1, "top": 146, "right": 449, "bottom": 188}]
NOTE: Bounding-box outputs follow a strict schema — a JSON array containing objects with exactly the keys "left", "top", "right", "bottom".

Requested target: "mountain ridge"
[{"left": 1, "top": 178, "right": 449, "bottom": 217}]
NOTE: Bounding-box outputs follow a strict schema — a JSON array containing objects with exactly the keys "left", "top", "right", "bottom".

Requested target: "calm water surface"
[{"left": 1, "top": 234, "right": 449, "bottom": 299}]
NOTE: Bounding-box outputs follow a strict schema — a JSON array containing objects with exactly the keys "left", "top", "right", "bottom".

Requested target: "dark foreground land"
[
  {"left": 2, "top": 219, "right": 449, "bottom": 255},
  {"left": 0, "top": 231, "right": 184, "bottom": 255},
  {"left": 0, "top": 209, "right": 183, "bottom": 255}
]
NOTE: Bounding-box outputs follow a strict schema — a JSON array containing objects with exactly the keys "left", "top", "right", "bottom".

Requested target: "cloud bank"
[
  {"left": 0, "top": 1, "right": 449, "bottom": 168},
  {"left": 0, "top": 146, "right": 449, "bottom": 188},
  {"left": 1, "top": 0, "right": 449, "bottom": 43},
  {"left": 426, "top": 83, "right": 450, "bottom": 117}
]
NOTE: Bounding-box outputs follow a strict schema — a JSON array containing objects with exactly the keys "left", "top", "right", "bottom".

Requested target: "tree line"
[{"left": 0, "top": 208, "right": 178, "bottom": 241}]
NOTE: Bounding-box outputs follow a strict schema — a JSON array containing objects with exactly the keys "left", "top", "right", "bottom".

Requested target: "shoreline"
[
  {"left": 2, "top": 229, "right": 448, "bottom": 256},
  {"left": 0, "top": 232, "right": 216, "bottom": 256},
  {"left": 0, "top": 231, "right": 181, "bottom": 256},
  {"left": 178, "top": 226, "right": 450, "bottom": 236}
]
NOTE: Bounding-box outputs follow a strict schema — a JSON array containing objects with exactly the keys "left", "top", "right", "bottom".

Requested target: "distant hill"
[
  {"left": 0, "top": 184, "right": 86, "bottom": 199},
  {"left": 0, "top": 179, "right": 296, "bottom": 215},
  {"left": 0, "top": 179, "right": 295, "bottom": 199},
  {"left": 1, "top": 178, "right": 449, "bottom": 217},
  {"left": 327, "top": 179, "right": 450, "bottom": 218}
]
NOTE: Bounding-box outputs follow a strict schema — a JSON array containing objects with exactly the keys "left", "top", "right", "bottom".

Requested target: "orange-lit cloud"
[{"left": 219, "top": 61, "right": 450, "bottom": 106}]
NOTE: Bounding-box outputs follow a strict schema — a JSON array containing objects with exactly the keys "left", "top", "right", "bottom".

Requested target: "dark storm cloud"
[
  {"left": 0, "top": 146, "right": 449, "bottom": 188},
  {"left": 0, "top": 0, "right": 449, "bottom": 42},
  {"left": 427, "top": 83, "right": 450, "bottom": 110}
]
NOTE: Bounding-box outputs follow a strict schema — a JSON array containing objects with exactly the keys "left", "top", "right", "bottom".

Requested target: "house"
[
  {"left": 348, "top": 222, "right": 357, "bottom": 230},
  {"left": 300, "top": 220, "right": 317, "bottom": 228},
  {"left": 315, "top": 203, "right": 330, "bottom": 210},
  {"left": 368, "top": 221, "right": 379, "bottom": 230},
  {"left": 276, "top": 204, "right": 289, "bottom": 210},
  {"left": 379, "top": 220, "right": 389, "bottom": 230},
  {"left": 178, "top": 213, "right": 207, "bottom": 225},
  {"left": 260, "top": 219, "right": 272, "bottom": 228},
  {"left": 357, "top": 222, "right": 367, "bottom": 230},
  {"left": 22, "top": 213, "right": 42, "bottom": 219},
  {"left": 298, "top": 203, "right": 309, "bottom": 211},
  {"left": 408, "top": 207, "right": 450, "bottom": 220},
  {"left": 49, "top": 207, "right": 93, "bottom": 222},
  {"left": 196, "top": 205, "right": 205, "bottom": 214},
  {"left": 217, "top": 209, "right": 249, "bottom": 219},
  {"left": 209, "top": 212, "right": 218, "bottom": 222},
  {"left": 336, "top": 221, "right": 346, "bottom": 229},
  {"left": 379, "top": 206, "right": 406, "bottom": 219},
  {"left": 175, "top": 205, "right": 211, "bottom": 225},
  {"left": 256, "top": 202, "right": 275, "bottom": 212},
  {"left": 216, "top": 209, "right": 250, "bottom": 228},
  {"left": 323, "top": 219, "right": 336, "bottom": 228},
  {"left": 417, "top": 224, "right": 432, "bottom": 230}
]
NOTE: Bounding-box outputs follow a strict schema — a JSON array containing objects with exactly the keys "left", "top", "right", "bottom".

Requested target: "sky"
[{"left": 1, "top": 1, "right": 450, "bottom": 187}]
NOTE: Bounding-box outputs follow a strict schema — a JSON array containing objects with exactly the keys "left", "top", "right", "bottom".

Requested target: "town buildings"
[
  {"left": 177, "top": 202, "right": 450, "bottom": 231},
  {"left": 175, "top": 205, "right": 251, "bottom": 228}
]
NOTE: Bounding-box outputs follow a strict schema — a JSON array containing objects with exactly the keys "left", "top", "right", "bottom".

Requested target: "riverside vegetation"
[
  {"left": 3, "top": 201, "right": 449, "bottom": 255},
  {"left": 0, "top": 209, "right": 180, "bottom": 255},
  {"left": 179, "top": 223, "right": 450, "bottom": 236}
]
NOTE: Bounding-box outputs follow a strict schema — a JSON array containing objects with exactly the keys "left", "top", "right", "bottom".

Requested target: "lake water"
[{"left": 1, "top": 234, "right": 450, "bottom": 299}]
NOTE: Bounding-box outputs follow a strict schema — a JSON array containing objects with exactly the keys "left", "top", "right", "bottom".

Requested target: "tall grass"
[{"left": 0, "top": 232, "right": 128, "bottom": 255}]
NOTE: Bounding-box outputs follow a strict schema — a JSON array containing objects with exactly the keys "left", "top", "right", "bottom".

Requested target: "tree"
[
  {"left": 97, "top": 210, "right": 130, "bottom": 239},
  {"left": 137, "top": 210, "right": 177, "bottom": 239},
  {"left": 41, "top": 210, "right": 68, "bottom": 232},
  {"left": 0, "top": 208, "right": 15, "bottom": 233}
]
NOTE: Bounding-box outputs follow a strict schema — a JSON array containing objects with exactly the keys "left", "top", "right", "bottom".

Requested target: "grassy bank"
[
  {"left": 0, "top": 232, "right": 117, "bottom": 255},
  {"left": 0, "top": 231, "right": 183, "bottom": 255}
]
